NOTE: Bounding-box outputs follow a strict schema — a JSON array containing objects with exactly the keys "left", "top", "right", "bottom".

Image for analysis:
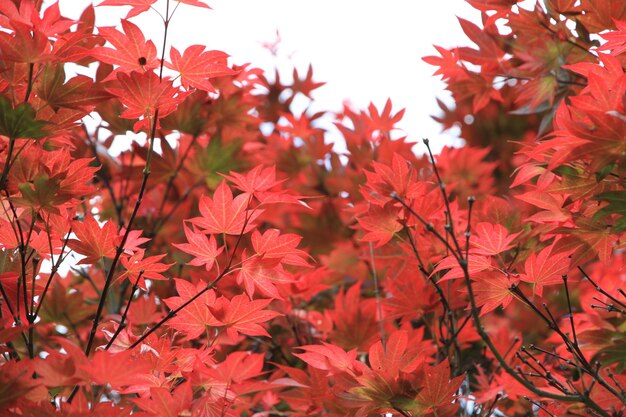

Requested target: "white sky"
[{"left": 57, "top": 0, "right": 480, "bottom": 150}]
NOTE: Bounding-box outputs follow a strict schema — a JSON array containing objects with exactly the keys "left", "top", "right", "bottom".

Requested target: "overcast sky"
[{"left": 57, "top": 0, "right": 480, "bottom": 150}]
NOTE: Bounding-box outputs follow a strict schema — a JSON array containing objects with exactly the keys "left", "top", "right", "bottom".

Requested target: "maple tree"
[{"left": 0, "top": 0, "right": 625, "bottom": 416}]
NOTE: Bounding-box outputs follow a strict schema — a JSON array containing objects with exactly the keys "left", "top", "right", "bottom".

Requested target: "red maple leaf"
[
  {"left": 190, "top": 181, "right": 263, "bottom": 235},
  {"left": 520, "top": 243, "right": 573, "bottom": 296},
  {"left": 165, "top": 45, "right": 236, "bottom": 92},
  {"left": 173, "top": 225, "right": 223, "bottom": 271},
  {"left": 209, "top": 294, "right": 282, "bottom": 341},
  {"left": 367, "top": 98, "right": 405, "bottom": 136},
  {"left": 163, "top": 279, "right": 220, "bottom": 340},
  {"left": 106, "top": 71, "right": 190, "bottom": 131},
  {"left": 177, "top": 0, "right": 211, "bottom": 8},
  {"left": 600, "top": 20, "right": 626, "bottom": 56},
  {"left": 294, "top": 342, "right": 358, "bottom": 376},
  {"left": 416, "top": 360, "right": 464, "bottom": 416},
  {"left": 291, "top": 64, "right": 326, "bottom": 98},
  {"left": 236, "top": 254, "right": 293, "bottom": 299},
  {"left": 368, "top": 330, "right": 422, "bottom": 379},
  {"left": 251, "top": 228, "right": 310, "bottom": 267},
  {"left": 97, "top": 0, "right": 157, "bottom": 19},
  {"left": 470, "top": 222, "right": 520, "bottom": 256},
  {"left": 207, "top": 351, "right": 265, "bottom": 385},
  {"left": 221, "top": 164, "right": 283, "bottom": 196},
  {"left": 358, "top": 203, "right": 403, "bottom": 247},
  {"left": 133, "top": 383, "right": 193, "bottom": 417},
  {"left": 118, "top": 250, "right": 173, "bottom": 289},
  {"left": 472, "top": 271, "right": 517, "bottom": 315},
  {"left": 0, "top": 21, "right": 50, "bottom": 64},
  {"left": 80, "top": 350, "right": 151, "bottom": 389},
  {"left": 67, "top": 216, "right": 117, "bottom": 264},
  {"left": 92, "top": 19, "right": 158, "bottom": 72}
]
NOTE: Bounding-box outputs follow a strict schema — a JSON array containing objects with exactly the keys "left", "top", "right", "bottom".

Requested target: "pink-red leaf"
[
  {"left": 92, "top": 19, "right": 158, "bottom": 72},
  {"left": 209, "top": 295, "right": 282, "bottom": 341},
  {"left": 190, "top": 181, "right": 262, "bottom": 235},
  {"left": 471, "top": 222, "right": 520, "bottom": 256},
  {"left": 67, "top": 216, "right": 117, "bottom": 264},
  {"left": 174, "top": 225, "right": 223, "bottom": 271},
  {"left": 520, "top": 243, "right": 572, "bottom": 296},
  {"left": 165, "top": 45, "right": 235, "bottom": 92}
]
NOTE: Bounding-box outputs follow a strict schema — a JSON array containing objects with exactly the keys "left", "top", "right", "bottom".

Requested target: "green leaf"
[
  {"left": 596, "top": 335, "right": 626, "bottom": 372},
  {"left": 595, "top": 163, "right": 617, "bottom": 182},
  {"left": 196, "top": 135, "right": 243, "bottom": 188},
  {"left": 594, "top": 191, "right": 626, "bottom": 231},
  {"left": 0, "top": 96, "right": 47, "bottom": 139}
]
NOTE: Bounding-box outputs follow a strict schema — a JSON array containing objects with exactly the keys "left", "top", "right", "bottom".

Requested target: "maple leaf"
[
  {"left": 520, "top": 243, "right": 573, "bottom": 296},
  {"left": 367, "top": 98, "right": 405, "bottom": 136},
  {"left": 236, "top": 254, "right": 293, "bottom": 299},
  {"left": 80, "top": 350, "right": 151, "bottom": 389},
  {"left": 415, "top": 360, "right": 464, "bottom": 416},
  {"left": 97, "top": 0, "right": 158, "bottom": 19},
  {"left": 457, "top": 17, "right": 503, "bottom": 62},
  {"left": 251, "top": 228, "right": 310, "bottom": 267},
  {"left": 472, "top": 271, "right": 517, "bottom": 315},
  {"left": 600, "top": 20, "right": 626, "bottom": 56},
  {"left": 363, "top": 153, "right": 417, "bottom": 204},
  {"left": 163, "top": 279, "right": 220, "bottom": 340},
  {"left": 470, "top": 222, "right": 520, "bottom": 256},
  {"left": 579, "top": 0, "right": 626, "bottom": 32},
  {"left": 0, "top": 21, "right": 50, "bottom": 64},
  {"left": 35, "top": 65, "right": 112, "bottom": 111},
  {"left": 174, "top": 225, "right": 223, "bottom": 271},
  {"left": 292, "top": 64, "right": 326, "bottom": 98},
  {"left": 133, "top": 383, "right": 193, "bottom": 417},
  {"left": 106, "top": 71, "right": 190, "bottom": 131},
  {"left": 209, "top": 294, "right": 282, "bottom": 341},
  {"left": 368, "top": 330, "right": 422, "bottom": 379},
  {"left": 515, "top": 189, "right": 571, "bottom": 223},
  {"left": 0, "top": 360, "right": 42, "bottom": 410},
  {"left": 118, "top": 250, "right": 173, "bottom": 289},
  {"left": 0, "top": 98, "right": 46, "bottom": 141},
  {"left": 165, "top": 45, "right": 236, "bottom": 92},
  {"left": 118, "top": 229, "right": 150, "bottom": 255},
  {"left": 358, "top": 203, "right": 403, "bottom": 247},
  {"left": 92, "top": 19, "right": 158, "bottom": 72},
  {"left": 190, "top": 181, "right": 263, "bottom": 235},
  {"left": 514, "top": 75, "right": 557, "bottom": 110},
  {"left": 67, "top": 216, "right": 117, "bottom": 264},
  {"left": 221, "top": 164, "right": 283, "bottom": 196},
  {"left": 294, "top": 342, "right": 358, "bottom": 376},
  {"left": 0, "top": 219, "right": 19, "bottom": 250},
  {"left": 176, "top": 0, "right": 211, "bottom": 8},
  {"left": 431, "top": 254, "right": 493, "bottom": 282},
  {"left": 209, "top": 351, "right": 265, "bottom": 387},
  {"left": 422, "top": 45, "right": 466, "bottom": 81}
]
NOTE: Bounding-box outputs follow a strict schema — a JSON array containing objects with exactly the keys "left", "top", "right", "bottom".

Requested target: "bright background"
[{"left": 57, "top": 0, "right": 480, "bottom": 149}]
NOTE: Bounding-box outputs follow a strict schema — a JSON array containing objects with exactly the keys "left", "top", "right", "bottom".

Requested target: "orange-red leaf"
[
  {"left": 472, "top": 271, "right": 516, "bottom": 315},
  {"left": 98, "top": 0, "right": 157, "bottom": 19},
  {"left": 191, "top": 181, "right": 262, "bottom": 235},
  {"left": 165, "top": 45, "right": 235, "bottom": 92},
  {"left": 67, "top": 216, "right": 117, "bottom": 264},
  {"left": 174, "top": 225, "right": 223, "bottom": 271},
  {"left": 209, "top": 295, "right": 282, "bottom": 341},
  {"left": 118, "top": 250, "right": 173, "bottom": 289},
  {"left": 520, "top": 243, "right": 572, "bottom": 296},
  {"left": 106, "top": 71, "right": 189, "bottom": 131},
  {"left": 416, "top": 359, "right": 464, "bottom": 415},
  {"left": 92, "top": 19, "right": 158, "bottom": 72},
  {"left": 251, "top": 228, "right": 310, "bottom": 267},
  {"left": 163, "top": 279, "right": 220, "bottom": 340},
  {"left": 470, "top": 222, "right": 520, "bottom": 256}
]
